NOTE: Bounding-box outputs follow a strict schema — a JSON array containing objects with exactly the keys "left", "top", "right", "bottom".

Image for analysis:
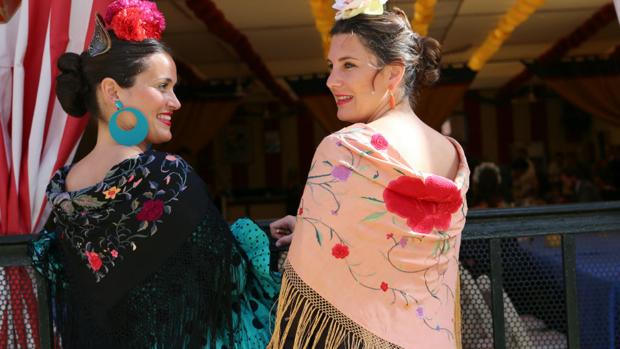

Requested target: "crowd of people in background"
[{"left": 468, "top": 145, "right": 620, "bottom": 209}]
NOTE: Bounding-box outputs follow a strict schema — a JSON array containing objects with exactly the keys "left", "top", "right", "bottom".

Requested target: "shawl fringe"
[{"left": 268, "top": 261, "right": 403, "bottom": 349}]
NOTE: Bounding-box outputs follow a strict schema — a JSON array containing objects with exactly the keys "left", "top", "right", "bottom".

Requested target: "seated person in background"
[
  {"left": 511, "top": 157, "right": 539, "bottom": 206},
  {"left": 472, "top": 162, "right": 506, "bottom": 209},
  {"left": 560, "top": 165, "right": 601, "bottom": 203}
]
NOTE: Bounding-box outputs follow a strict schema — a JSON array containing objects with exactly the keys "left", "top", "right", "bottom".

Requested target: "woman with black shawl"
[{"left": 30, "top": 1, "right": 279, "bottom": 348}]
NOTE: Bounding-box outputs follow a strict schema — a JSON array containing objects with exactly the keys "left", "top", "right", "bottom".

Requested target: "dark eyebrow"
[
  {"left": 155, "top": 78, "right": 177, "bottom": 86},
  {"left": 327, "top": 56, "right": 360, "bottom": 64}
]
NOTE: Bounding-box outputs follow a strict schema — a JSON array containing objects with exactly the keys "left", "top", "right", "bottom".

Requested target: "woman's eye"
[
  {"left": 344, "top": 62, "right": 356, "bottom": 69},
  {"left": 158, "top": 83, "right": 169, "bottom": 90}
]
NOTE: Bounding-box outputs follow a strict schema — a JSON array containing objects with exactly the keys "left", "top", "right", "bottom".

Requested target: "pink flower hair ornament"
[{"left": 104, "top": 0, "right": 166, "bottom": 41}]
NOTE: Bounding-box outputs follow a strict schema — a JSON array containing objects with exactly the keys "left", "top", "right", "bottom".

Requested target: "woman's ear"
[
  {"left": 386, "top": 63, "right": 405, "bottom": 90},
  {"left": 100, "top": 77, "right": 120, "bottom": 105}
]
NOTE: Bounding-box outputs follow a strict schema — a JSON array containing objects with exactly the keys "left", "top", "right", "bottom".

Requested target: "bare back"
[{"left": 368, "top": 113, "right": 459, "bottom": 181}]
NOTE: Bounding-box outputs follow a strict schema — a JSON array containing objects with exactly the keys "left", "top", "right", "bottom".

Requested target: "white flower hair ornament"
[{"left": 333, "top": 0, "right": 388, "bottom": 20}]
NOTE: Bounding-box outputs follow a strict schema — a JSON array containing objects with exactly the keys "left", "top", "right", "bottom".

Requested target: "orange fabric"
[
  {"left": 543, "top": 76, "right": 620, "bottom": 127},
  {"left": 285, "top": 123, "right": 470, "bottom": 348}
]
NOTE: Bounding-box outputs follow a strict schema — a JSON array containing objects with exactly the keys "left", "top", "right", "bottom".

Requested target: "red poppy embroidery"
[
  {"left": 331, "top": 243, "right": 349, "bottom": 259},
  {"left": 371, "top": 133, "right": 389, "bottom": 150},
  {"left": 383, "top": 175, "right": 462, "bottom": 234},
  {"left": 110, "top": 250, "right": 119, "bottom": 258},
  {"left": 136, "top": 199, "right": 164, "bottom": 221},
  {"left": 86, "top": 251, "right": 103, "bottom": 271},
  {"left": 380, "top": 282, "right": 389, "bottom": 292},
  {"left": 386, "top": 233, "right": 394, "bottom": 239}
]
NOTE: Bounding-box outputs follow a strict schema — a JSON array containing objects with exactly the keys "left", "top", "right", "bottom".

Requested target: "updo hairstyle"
[
  {"left": 330, "top": 7, "right": 441, "bottom": 107},
  {"left": 55, "top": 32, "right": 169, "bottom": 118}
]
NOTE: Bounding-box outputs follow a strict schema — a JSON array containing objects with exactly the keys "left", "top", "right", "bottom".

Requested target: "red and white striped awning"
[{"left": 0, "top": 0, "right": 110, "bottom": 347}]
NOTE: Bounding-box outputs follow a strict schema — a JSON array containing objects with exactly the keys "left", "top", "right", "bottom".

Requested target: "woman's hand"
[{"left": 270, "top": 215, "right": 296, "bottom": 247}]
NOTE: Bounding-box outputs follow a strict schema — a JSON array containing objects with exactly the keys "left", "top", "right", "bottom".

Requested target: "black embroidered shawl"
[{"left": 43, "top": 150, "right": 236, "bottom": 349}]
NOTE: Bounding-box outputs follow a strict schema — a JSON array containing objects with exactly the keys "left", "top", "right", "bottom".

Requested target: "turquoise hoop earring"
[{"left": 109, "top": 100, "right": 149, "bottom": 146}]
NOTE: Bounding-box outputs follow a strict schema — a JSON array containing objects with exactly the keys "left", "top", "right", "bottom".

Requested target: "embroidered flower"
[
  {"left": 383, "top": 175, "right": 462, "bottom": 234},
  {"left": 85, "top": 251, "right": 103, "bottom": 271},
  {"left": 136, "top": 199, "right": 164, "bottom": 221},
  {"left": 103, "top": 186, "right": 121, "bottom": 200},
  {"left": 165, "top": 154, "right": 177, "bottom": 161},
  {"left": 370, "top": 133, "right": 388, "bottom": 150},
  {"left": 380, "top": 282, "right": 389, "bottom": 292},
  {"left": 128, "top": 175, "right": 135, "bottom": 182},
  {"left": 386, "top": 233, "right": 394, "bottom": 239},
  {"left": 133, "top": 178, "right": 143, "bottom": 188},
  {"left": 331, "top": 165, "right": 352, "bottom": 181},
  {"left": 110, "top": 250, "right": 119, "bottom": 258},
  {"left": 333, "top": 0, "right": 387, "bottom": 20},
  {"left": 331, "top": 243, "right": 349, "bottom": 259},
  {"left": 416, "top": 306, "right": 425, "bottom": 319},
  {"left": 399, "top": 237, "right": 408, "bottom": 248}
]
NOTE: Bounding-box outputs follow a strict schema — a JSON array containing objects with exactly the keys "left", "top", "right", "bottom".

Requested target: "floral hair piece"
[
  {"left": 333, "top": 0, "right": 388, "bottom": 20},
  {"left": 87, "top": 0, "right": 165, "bottom": 57},
  {"left": 105, "top": 0, "right": 166, "bottom": 41}
]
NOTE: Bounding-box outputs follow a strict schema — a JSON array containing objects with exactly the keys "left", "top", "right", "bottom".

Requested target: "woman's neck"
[{"left": 94, "top": 120, "right": 148, "bottom": 156}]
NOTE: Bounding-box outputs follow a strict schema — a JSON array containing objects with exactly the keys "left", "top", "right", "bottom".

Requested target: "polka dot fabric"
[{"left": 221, "top": 218, "right": 281, "bottom": 349}]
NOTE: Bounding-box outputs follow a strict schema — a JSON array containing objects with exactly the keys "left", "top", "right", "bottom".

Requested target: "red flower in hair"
[
  {"left": 383, "top": 175, "right": 462, "bottom": 234},
  {"left": 105, "top": 0, "right": 166, "bottom": 41}
]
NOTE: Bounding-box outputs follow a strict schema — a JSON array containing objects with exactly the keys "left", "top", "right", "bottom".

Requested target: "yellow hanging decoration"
[
  {"left": 309, "top": 0, "right": 335, "bottom": 57},
  {"left": 468, "top": 0, "right": 545, "bottom": 71},
  {"left": 411, "top": 0, "right": 437, "bottom": 37}
]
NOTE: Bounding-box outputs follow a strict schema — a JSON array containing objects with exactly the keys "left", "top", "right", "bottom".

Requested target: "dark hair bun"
[
  {"left": 56, "top": 52, "right": 88, "bottom": 117},
  {"left": 417, "top": 36, "right": 441, "bottom": 87}
]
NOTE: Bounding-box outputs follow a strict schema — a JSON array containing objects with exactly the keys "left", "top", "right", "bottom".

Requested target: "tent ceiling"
[{"left": 159, "top": 0, "right": 619, "bottom": 90}]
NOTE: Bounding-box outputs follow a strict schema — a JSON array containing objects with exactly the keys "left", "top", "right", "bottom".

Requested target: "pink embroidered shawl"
[{"left": 269, "top": 123, "right": 470, "bottom": 349}]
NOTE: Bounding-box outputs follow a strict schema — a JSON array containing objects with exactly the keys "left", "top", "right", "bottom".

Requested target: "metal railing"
[
  {"left": 0, "top": 234, "right": 52, "bottom": 349},
  {"left": 458, "top": 201, "right": 620, "bottom": 349},
  {"left": 1, "top": 201, "right": 619, "bottom": 349}
]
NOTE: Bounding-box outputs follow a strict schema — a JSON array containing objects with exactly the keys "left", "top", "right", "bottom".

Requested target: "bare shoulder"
[
  {"left": 65, "top": 156, "right": 100, "bottom": 192},
  {"left": 368, "top": 116, "right": 459, "bottom": 179},
  {"left": 427, "top": 125, "right": 459, "bottom": 180}
]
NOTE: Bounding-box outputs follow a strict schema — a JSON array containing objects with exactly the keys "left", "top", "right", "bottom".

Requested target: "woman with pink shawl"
[{"left": 268, "top": 1, "right": 470, "bottom": 348}]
